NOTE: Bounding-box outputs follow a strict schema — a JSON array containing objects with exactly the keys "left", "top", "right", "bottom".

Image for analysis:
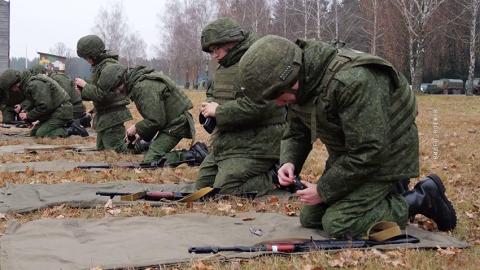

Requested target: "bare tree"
[
  {"left": 455, "top": 0, "right": 480, "bottom": 95},
  {"left": 121, "top": 32, "right": 147, "bottom": 68},
  {"left": 392, "top": 0, "right": 448, "bottom": 91},
  {"left": 92, "top": 1, "right": 128, "bottom": 54},
  {"left": 157, "top": 0, "right": 216, "bottom": 87},
  {"left": 359, "top": 0, "right": 384, "bottom": 55},
  {"left": 49, "top": 42, "right": 73, "bottom": 58}
]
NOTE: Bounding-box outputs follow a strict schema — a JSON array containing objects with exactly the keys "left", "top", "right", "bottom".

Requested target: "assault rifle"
[
  {"left": 188, "top": 235, "right": 419, "bottom": 254},
  {"left": 96, "top": 187, "right": 257, "bottom": 202},
  {"left": 76, "top": 158, "right": 199, "bottom": 170}
]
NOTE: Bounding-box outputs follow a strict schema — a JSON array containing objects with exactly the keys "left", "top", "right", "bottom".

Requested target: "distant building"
[
  {"left": 38, "top": 52, "right": 67, "bottom": 72},
  {"left": 0, "top": 0, "right": 9, "bottom": 73}
]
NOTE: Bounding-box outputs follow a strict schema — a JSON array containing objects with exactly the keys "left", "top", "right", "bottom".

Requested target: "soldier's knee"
[
  {"left": 322, "top": 209, "right": 367, "bottom": 238},
  {"left": 299, "top": 205, "right": 324, "bottom": 229},
  {"left": 321, "top": 210, "right": 346, "bottom": 238}
]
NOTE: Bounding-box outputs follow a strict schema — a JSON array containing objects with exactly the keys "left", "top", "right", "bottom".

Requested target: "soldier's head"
[
  {"left": 201, "top": 18, "right": 245, "bottom": 61},
  {"left": 239, "top": 35, "right": 302, "bottom": 105},
  {"left": 0, "top": 69, "right": 22, "bottom": 92},
  {"left": 97, "top": 64, "right": 128, "bottom": 95},
  {"left": 30, "top": 64, "right": 47, "bottom": 76},
  {"left": 76, "top": 35, "right": 106, "bottom": 64}
]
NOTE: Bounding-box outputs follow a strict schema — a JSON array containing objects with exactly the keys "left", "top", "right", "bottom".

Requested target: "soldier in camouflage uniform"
[
  {"left": 0, "top": 69, "right": 86, "bottom": 137},
  {"left": 97, "top": 64, "right": 207, "bottom": 164},
  {"left": 238, "top": 35, "right": 457, "bottom": 238},
  {"left": 29, "top": 64, "right": 91, "bottom": 128},
  {"left": 0, "top": 76, "right": 26, "bottom": 124},
  {"left": 74, "top": 35, "right": 132, "bottom": 151},
  {"left": 196, "top": 18, "right": 286, "bottom": 196},
  {"left": 50, "top": 68, "right": 91, "bottom": 128}
]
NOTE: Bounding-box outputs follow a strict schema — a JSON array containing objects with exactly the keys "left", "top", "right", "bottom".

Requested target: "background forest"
[{"left": 9, "top": 0, "right": 480, "bottom": 94}]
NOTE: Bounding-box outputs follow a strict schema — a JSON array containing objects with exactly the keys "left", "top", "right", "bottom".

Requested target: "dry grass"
[{"left": 0, "top": 92, "right": 479, "bottom": 269}]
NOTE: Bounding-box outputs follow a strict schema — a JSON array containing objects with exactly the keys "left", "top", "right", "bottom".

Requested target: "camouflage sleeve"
[
  {"left": 26, "top": 81, "right": 54, "bottom": 121},
  {"left": 80, "top": 83, "right": 107, "bottom": 102},
  {"left": 205, "top": 80, "right": 214, "bottom": 102},
  {"left": 215, "top": 97, "right": 280, "bottom": 129},
  {"left": 280, "top": 111, "right": 313, "bottom": 172},
  {"left": 316, "top": 68, "right": 390, "bottom": 204},
  {"left": 134, "top": 82, "right": 167, "bottom": 139}
]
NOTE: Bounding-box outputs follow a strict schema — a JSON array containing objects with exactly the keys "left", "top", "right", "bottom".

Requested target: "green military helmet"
[
  {"left": 239, "top": 35, "right": 302, "bottom": 102},
  {"left": 77, "top": 34, "right": 105, "bottom": 60},
  {"left": 97, "top": 63, "right": 127, "bottom": 92},
  {"left": 30, "top": 64, "right": 47, "bottom": 75},
  {"left": 0, "top": 69, "right": 21, "bottom": 90},
  {"left": 201, "top": 17, "right": 245, "bottom": 52}
]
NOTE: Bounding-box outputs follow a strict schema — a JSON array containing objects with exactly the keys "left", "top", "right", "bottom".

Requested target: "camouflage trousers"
[
  {"left": 30, "top": 117, "right": 69, "bottom": 138},
  {"left": 300, "top": 181, "right": 408, "bottom": 239},
  {"left": 196, "top": 152, "right": 276, "bottom": 196},
  {"left": 96, "top": 124, "right": 130, "bottom": 152},
  {"left": 1, "top": 109, "right": 16, "bottom": 123},
  {"left": 143, "top": 132, "right": 182, "bottom": 163}
]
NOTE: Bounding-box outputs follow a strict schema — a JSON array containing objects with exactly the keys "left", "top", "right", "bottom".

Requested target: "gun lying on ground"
[
  {"left": 76, "top": 159, "right": 199, "bottom": 170},
  {"left": 96, "top": 187, "right": 257, "bottom": 202},
  {"left": 188, "top": 235, "right": 420, "bottom": 254}
]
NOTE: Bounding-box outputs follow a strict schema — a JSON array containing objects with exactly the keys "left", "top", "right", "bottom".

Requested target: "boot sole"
[{"left": 426, "top": 174, "right": 457, "bottom": 231}]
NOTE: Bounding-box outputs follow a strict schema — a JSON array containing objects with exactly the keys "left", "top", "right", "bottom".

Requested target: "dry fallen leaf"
[
  {"left": 107, "top": 209, "right": 122, "bottom": 216},
  {"left": 104, "top": 198, "right": 114, "bottom": 209},
  {"left": 217, "top": 202, "right": 232, "bottom": 212},
  {"left": 160, "top": 206, "right": 176, "bottom": 215}
]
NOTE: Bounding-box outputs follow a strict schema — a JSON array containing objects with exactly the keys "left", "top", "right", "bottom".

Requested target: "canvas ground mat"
[
  {"left": 0, "top": 160, "right": 109, "bottom": 172},
  {"left": 0, "top": 182, "right": 290, "bottom": 214},
  {"left": 0, "top": 181, "right": 200, "bottom": 214},
  {"left": 0, "top": 143, "right": 97, "bottom": 154},
  {"left": 0, "top": 212, "right": 469, "bottom": 270}
]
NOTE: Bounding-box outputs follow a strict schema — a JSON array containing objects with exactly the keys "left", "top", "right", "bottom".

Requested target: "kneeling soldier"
[
  {"left": 0, "top": 69, "right": 87, "bottom": 137},
  {"left": 98, "top": 64, "right": 205, "bottom": 165},
  {"left": 238, "top": 35, "right": 457, "bottom": 238}
]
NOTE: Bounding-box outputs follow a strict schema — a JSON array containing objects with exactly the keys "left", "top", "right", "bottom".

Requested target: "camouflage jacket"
[
  {"left": 280, "top": 40, "right": 419, "bottom": 204},
  {"left": 81, "top": 55, "right": 132, "bottom": 131},
  {"left": 126, "top": 66, "right": 193, "bottom": 140},
  {"left": 50, "top": 72, "right": 86, "bottom": 118},
  {"left": 21, "top": 73, "right": 73, "bottom": 122},
  {"left": 208, "top": 32, "right": 286, "bottom": 160}
]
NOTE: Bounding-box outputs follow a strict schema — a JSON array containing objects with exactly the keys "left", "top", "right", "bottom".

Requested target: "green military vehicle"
[
  {"left": 431, "top": 79, "right": 464, "bottom": 95},
  {"left": 422, "top": 83, "right": 443, "bottom": 94},
  {"left": 466, "top": 78, "right": 480, "bottom": 95}
]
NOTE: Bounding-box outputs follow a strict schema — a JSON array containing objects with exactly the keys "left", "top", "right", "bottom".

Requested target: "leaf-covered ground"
[{"left": 0, "top": 92, "right": 479, "bottom": 269}]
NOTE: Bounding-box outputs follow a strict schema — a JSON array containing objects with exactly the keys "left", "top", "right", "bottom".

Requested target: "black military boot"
[
  {"left": 403, "top": 174, "right": 457, "bottom": 231},
  {"left": 66, "top": 120, "right": 89, "bottom": 137},
  {"left": 184, "top": 142, "right": 209, "bottom": 166}
]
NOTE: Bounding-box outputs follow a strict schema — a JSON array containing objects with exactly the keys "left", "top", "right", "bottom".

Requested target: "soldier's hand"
[
  {"left": 296, "top": 182, "right": 324, "bottom": 205},
  {"left": 74, "top": 78, "right": 87, "bottom": 90},
  {"left": 14, "top": 104, "right": 22, "bottom": 114},
  {"left": 200, "top": 102, "right": 219, "bottom": 117},
  {"left": 18, "top": 112, "right": 28, "bottom": 120},
  {"left": 126, "top": 125, "right": 137, "bottom": 137},
  {"left": 278, "top": 162, "right": 295, "bottom": 186}
]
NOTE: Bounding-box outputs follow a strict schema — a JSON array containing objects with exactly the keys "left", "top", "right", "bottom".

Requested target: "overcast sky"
[{"left": 9, "top": 0, "right": 166, "bottom": 59}]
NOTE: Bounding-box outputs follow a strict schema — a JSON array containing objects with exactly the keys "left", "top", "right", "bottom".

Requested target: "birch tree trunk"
[
  {"left": 465, "top": 0, "right": 479, "bottom": 96},
  {"left": 393, "top": 0, "right": 447, "bottom": 91}
]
